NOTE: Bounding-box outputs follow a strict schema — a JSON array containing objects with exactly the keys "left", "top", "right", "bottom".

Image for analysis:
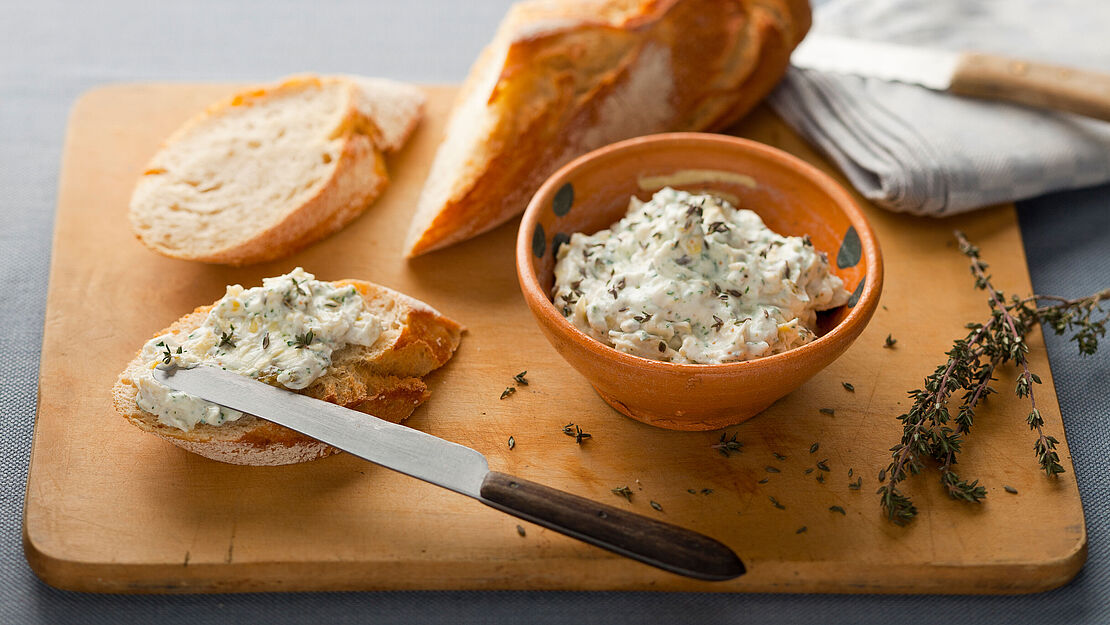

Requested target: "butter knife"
[
  {"left": 153, "top": 365, "right": 745, "bottom": 581},
  {"left": 791, "top": 34, "right": 1110, "bottom": 122}
]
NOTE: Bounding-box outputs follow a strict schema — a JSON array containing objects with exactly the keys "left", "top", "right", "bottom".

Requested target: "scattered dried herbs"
[
  {"left": 1004, "top": 485, "right": 1019, "bottom": 495},
  {"left": 650, "top": 500, "right": 663, "bottom": 512},
  {"left": 562, "top": 423, "right": 591, "bottom": 444},
  {"left": 842, "top": 381, "right": 855, "bottom": 392},
  {"left": 809, "top": 442, "right": 819, "bottom": 454},
  {"left": 819, "top": 408, "right": 836, "bottom": 416},
  {"left": 500, "top": 387, "right": 516, "bottom": 400},
  {"left": 516, "top": 525, "right": 526, "bottom": 537},
  {"left": 768, "top": 496, "right": 785, "bottom": 510},
  {"left": 612, "top": 486, "right": 633, "bottom": 501},
  {"left": 757, "top": 478, "right": 769, "bottom": 484},
  {"left": 795, "top": 526, "right": 807, "bottom": 534},
  {"left": 829, "top": 505, "right": 847, "bottom": 515},
  {"left": 507, "top": 436, "right": 515, "bottom": 450},
  {"left": 849, "top": 477, "right": 862, "bottom": 490},
  {"left": 884, "top": 334, "right": 898, "bottom": 349},
  {"left": 712, "top": 432, "right": 743, "bottom": 457},
  {"left": 765, "top": 466, "right": 781, "bottom": 473},
  {"left": 772, "top": 452, "right": 787, "bottom": 461},
  {"left": 816, "top": 459, "right": 830, "bottom": 472},
  {"left": 513, "top": 371, "right": 529, "bottom": 386}
]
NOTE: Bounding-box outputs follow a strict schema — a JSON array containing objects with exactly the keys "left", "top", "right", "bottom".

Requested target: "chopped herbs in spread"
[
  {"left": 134, "top": 268, "right": 380, "bottom": 432},
  {"left": 552, "top": 188, "right": 850, "bottom": 364}
]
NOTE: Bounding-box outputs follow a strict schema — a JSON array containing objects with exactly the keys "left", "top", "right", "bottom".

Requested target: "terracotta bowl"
[{"left": 516, "top": 133, "right": 883, "bottom": 431}]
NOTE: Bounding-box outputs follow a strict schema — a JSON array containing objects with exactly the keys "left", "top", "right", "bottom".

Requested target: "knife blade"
[
  {"left": 153, "top": 365, "right": 745, "bottom": 581},
  {"left": 791, "top": 34, "right": 1110, "bottom": 122}
]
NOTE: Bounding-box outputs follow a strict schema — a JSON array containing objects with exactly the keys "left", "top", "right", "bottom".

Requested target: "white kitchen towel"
[{"left": 769, "top": 0, "right": 1110, "bottom": 215}]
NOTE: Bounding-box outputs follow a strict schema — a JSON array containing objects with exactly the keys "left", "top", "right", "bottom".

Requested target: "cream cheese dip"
[
  {"left": 134, "top": 268, "right": 381, "bottom": 431},
  {"left": 552, "top": 187, "right": 850, "bottom": 364}
]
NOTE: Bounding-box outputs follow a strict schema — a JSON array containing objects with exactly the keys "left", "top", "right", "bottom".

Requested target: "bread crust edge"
[{"left": 111, "top": 280, "right": 463, "bottom": 466}]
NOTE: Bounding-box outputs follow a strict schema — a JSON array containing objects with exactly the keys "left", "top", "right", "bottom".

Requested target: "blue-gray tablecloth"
[{"left": 2, "top": 1, "right": 1107, "bottom": 623}]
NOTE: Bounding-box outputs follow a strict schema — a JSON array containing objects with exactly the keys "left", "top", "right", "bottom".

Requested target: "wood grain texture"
[
  {"left": 23, "top": 84, "right": 1086, "bottom": 594},
  {"left": 950, "top": 52, "right": 1110, "bottom": 122}
]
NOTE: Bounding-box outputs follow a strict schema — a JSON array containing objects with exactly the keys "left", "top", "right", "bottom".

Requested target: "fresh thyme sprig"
[{"left": 878, "top": 231, "right": 1109, "bottom": 524}]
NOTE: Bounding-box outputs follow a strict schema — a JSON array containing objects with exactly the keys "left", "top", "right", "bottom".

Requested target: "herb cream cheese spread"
[
  {"left": 134, "top": 268, "right": 381, "bottom": 431},
  {"left": 552, "top": 187, "right": 850, "bottom": 364}
]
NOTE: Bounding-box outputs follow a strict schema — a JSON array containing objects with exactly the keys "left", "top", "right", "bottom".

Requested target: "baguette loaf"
[
  {"left": 112, "top": 279, "right": 463, "bottom": 466},
  {"left": 129, "top": 75, "right": 425, "bottom": 266},
  {"left": 405, "top": 0, "right": 810, "bottom": 257}
]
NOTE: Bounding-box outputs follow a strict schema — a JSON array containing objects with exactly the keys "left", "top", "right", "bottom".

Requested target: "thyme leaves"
[
  {"left": 711, "top": 432, "right": 743, "bottom": 457},
  {"left": 612, "top": 486, "right": 633, "bottom": 501},
  {"left": 878, "top": 231, "right": 1108, "bottom": 525},
  {"left": 562, "top": 423, "right": 591, "bottom": 444},
  {"left": 293, "top": 330, "right": 315, "bottom": 349}
]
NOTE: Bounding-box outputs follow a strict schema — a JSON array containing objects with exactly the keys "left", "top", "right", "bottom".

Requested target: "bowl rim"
[{"left": 515, "top": 131, "right": 883, "bottom": 374}]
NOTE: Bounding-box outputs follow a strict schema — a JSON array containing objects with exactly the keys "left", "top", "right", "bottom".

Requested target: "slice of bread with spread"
[
  {"left": 129, "top": 75, "right": 425, "bottom": 266},
  {"left": 112, "top": 274, "right": 463, "bottom": 466},
  {"left": 404, "top": 0, "right": 810, "bottom": 257}
]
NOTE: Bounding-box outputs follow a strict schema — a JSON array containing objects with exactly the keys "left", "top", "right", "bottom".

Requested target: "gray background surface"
[{"left": 2, "top": 1, "right": 1108, "bottom": 623}]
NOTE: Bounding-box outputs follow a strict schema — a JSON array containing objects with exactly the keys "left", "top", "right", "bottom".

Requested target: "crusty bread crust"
[
  {"left": 111, "top": 280, "right": 463, "bottom": 466},
  {"left": 405, "top": 0, "right": 811, "bottom": 257},
  {"left": 130, "top": 76, "right": 425, "bottom": 266}
]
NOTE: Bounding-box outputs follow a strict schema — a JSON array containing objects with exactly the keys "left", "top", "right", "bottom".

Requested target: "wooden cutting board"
[{"left": 23, "top": 84, "right": 1086, "bottom": 594}]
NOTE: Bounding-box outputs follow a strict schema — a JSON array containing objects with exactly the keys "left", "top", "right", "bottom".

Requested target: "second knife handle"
[
  {"left": 478, "top": 471, "right": 744, "bottom": 581},
  {"left": 950, "top": 52, "right": 1110, "bottom": 122}
]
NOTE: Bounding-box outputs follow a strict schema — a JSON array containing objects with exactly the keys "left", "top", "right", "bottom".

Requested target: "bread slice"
[
  {"left": 129, "top": 75, "right": 425, "bottom": 266},
  {"left": 404, "top": 0, "right": 810, "bottom": 257},
  {"left": 112, "top": 280, "right": 463, "bottom": 466}
]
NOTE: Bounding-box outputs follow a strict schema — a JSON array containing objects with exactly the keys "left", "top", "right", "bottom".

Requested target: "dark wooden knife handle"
[{"left": 479, "top": 471, "right": 744, "bottom": 581}]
